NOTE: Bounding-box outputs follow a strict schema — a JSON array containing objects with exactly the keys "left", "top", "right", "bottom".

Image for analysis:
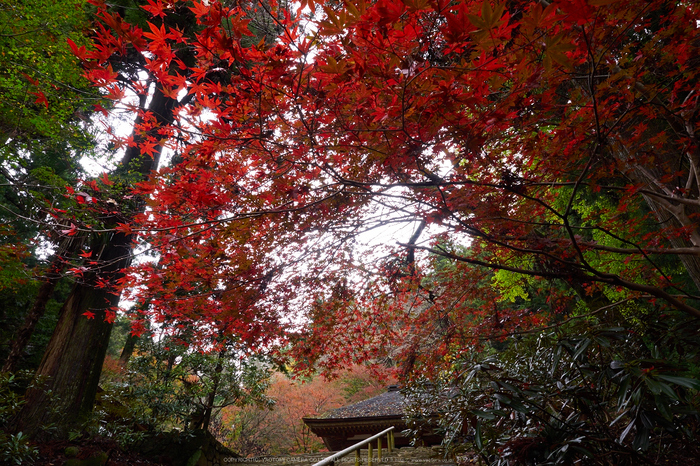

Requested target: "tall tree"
[
  {"left": 14, "top": 1, "right": 190, "bottom": 437},
  {"left": 0, "top": 0, "right": 99, "bottom": 372},
  {"left": 14, "top": 0, "right": 295, "bottom": 439}
]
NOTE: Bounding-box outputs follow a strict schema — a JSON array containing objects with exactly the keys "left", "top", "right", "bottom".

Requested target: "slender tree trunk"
[
  {"left": 118, "top": 331, "right": 139, "bottom": 367},
  {"left": 201, "top": 346, "right": 226, "bottom": 431},
  {"left": 3, "top": 237, "right": 82, "bottom": 373},
  {"left": 14, "top": 84, "right": 176, "bottom": 439},
  {"left": 119, "top": 293, "right": 156, "bottom": 367}
]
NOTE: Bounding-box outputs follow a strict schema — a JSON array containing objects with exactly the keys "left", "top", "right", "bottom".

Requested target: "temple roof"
[
  {"left": 303, "top": 385, "right": 443, "bottom": 450},
  {"left": 316, "top": 385, "right": 404, "bottom": 419}
]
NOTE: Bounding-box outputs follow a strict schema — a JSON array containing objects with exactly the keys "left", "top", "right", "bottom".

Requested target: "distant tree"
[{"left": 218, "top": 366, "right": 392, "bottom": 455}]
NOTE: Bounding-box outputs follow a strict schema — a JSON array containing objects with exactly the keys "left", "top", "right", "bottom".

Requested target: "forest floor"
[{"left": 32, "top": 436, "right": 166, "bottom": 465}]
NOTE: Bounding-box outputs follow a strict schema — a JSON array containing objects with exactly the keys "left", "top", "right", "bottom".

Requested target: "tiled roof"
[{"left": 319, "top": 386, "right": 405, "bottom": 419}]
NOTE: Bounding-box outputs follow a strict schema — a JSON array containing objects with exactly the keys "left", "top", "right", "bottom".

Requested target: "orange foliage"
[{"left": 216, "top": 365, "right": 393, "bottom": 455}]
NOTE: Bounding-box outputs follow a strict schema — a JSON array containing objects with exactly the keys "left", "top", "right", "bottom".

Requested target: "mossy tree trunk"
[
  {"left": 14, "top": 231, "right": 131, "bottom": 438},
  {"left": 14, "top": 84, "right": 176, "bottom": 439}
]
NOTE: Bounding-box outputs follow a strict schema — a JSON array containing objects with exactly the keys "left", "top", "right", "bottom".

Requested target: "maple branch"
[
  {"left": 636, "top": 183, "right": 700, "bottom": 248},
  {"left": 354, "top": 186, "right": 671, "bottom": 282},
  {"left": 400, "top": 243, "right": 577, "bottom": 280},
  {"left": 527, "top": 180, "right": 700, "bottom": 209},
  {"left": 401, "top": 243, "right": 700, "bottom": 319},
  {"left": 632, "top": 189, "right": 700, "bottom": 208},
  {"left": 474, "top": 298, "right": 634, "bottom": 341},
  {"left": 404, "top": 219, "right": 426, "bottom": 276},
  {"left": 567, "top": 242, "right": 700, "bottom": 257}
]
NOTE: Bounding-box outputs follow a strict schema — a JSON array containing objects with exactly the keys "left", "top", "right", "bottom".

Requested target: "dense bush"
[
  {"left": 99, "top": 334, "right": 272, "bottom": 437},
  {"left": 405, "top": 308, "right": 700, "bottom": 465},
  {"left": 0, "top": 371, "right": 42, "bottom": 464}
]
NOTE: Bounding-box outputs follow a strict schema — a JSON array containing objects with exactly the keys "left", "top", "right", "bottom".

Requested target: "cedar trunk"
[
  {"left": 14, "top": 231, "right": 131, "bottom": 438},
  {"left": 118, "top": 331, "right": 139, "bottom": 367},
  {"left": 14, "top": 83, "right": 176, "bottom": 439},
  {"left": 3, "top": 237, "right": 82, "bottom": 373}
]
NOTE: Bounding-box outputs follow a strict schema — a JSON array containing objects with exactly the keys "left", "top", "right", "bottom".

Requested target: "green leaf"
[
  {"left": 654, "top": 395, "right": 672, "bottom": 420},
  {"left": 616, "top": 375, "right": 632, "bottom": 407},
  {"left": 473, "top": 410, "right": 497, "bottom": 420},
  {"left": 619, "top": 418, "right": 635, "bottom": 443},
  {"left": 639, "top": 411, "right": 654, "bottom": 429},
  {"left": 633, "top": 425, "right": 650, "bottom": 451},
  {"left": 474, "top": 421, "right": 483, "bottom": 450},
  {"left": 610, "top": 409, "right": 629, "bottom": 426},
  {"left": 572, "top": 338, "right": 592, "bottom": 361},
  {"left": 656, "top": 375, "right": 700, "bottom": 390},
  {"left": 550, "top": 345, "right": 562, "bottom": 377},
  {"left": 644, "top": 378, "right": 676, "bottom": 398},
  {"left": 495, "top": 380, "right": 519, "bottom": 392}
]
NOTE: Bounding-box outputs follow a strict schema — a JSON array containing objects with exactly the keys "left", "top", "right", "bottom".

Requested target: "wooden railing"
[{"left": 312, "top": 426, "right": 395, "bottom": 466}]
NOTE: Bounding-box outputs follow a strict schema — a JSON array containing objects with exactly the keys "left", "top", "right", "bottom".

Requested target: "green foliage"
[
  {"left": 0, "top": 371, "right": 29, "bottom": 426},
  {"left": 341, "top": 374, "right": 374, "bottom": 400},
  {"left": 0, "top": 270, "right": 71, "bottom": 372},
  {"left": 99, "top": 333, "right": 272, "bottom": 438},
  {"left": 0, "top": 0, "right": 96, "bottom": 145},
  {"left": 0, "top": 0, "right": 100, "bottom": 376},
  {"left": 0, "top": 370, "right": 51, "bottom": 464},
  {"left": 0, "top": 0, "right": 99, "bottom": 245},
  {"left": 492, "top": 268, "right": 531, "bottom": 303},
  {"left": 411, "top": 309, "right": 700, "bottom": 465},
  {"left": 0, "top": 431, "right": 38, "bottom": 465},
  {"left": 0, "top": 228, "right": 32, "bottom": 292}
]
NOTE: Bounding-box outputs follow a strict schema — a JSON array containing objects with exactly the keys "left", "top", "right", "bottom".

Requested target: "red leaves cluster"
[{"left": 75, "top": 0, "right": 700, "bottom": 377}]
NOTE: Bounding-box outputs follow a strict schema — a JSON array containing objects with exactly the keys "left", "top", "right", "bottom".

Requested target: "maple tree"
[
  {"left": 12, "top": 0, "right": 202, "bottom": 438},
  {"left": 266, "top": 0, "right": 700, "bottom": 377},
  {"left": 12, "top": 0, "right": 298, "bottom": 439},
  {"left": 9, "top": 0, "right": 700, "bottom": 452}
]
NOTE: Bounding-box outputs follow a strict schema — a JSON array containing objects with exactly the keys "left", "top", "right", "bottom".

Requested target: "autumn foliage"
[
  {"left": 216, "top": 366, "right": 391, "bottom": 455},
  {"left": 69, "top": 0, "right": 700, "bottom": 376},
  {"left": 1, "top": 0, "right": 699, "bottom": 461}
]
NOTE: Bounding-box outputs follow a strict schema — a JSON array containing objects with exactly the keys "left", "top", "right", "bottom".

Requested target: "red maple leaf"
[
  {"left": 61, "top": 223, "right": 78, "bottom": 236},
  {"left": 30, "top": 91, "right": 49, "bottom": 109}
]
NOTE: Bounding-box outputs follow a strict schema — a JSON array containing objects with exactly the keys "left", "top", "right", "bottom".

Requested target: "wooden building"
[{"left": 303, "top": 385, "right": 441, "bottom": 451}]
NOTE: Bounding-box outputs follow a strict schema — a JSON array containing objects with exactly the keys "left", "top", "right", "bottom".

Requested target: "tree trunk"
[
  {"left": 606, "top": 63, "right": 700, "bottom": 294},
  {"left": 119, "top": 294, "right": 155, "bottom": 367},
  {"left": 14, "top": 230, "right": 131, "bottom": 439},
  {"left": 118, "top": 331, "right": 139, "bottom": 367},
  {"left": 200, "top": 346, "right": 226, "bottom": 431},
  {"left": 640, "top": 190, "right": 700, "bottom": 293},
  {"left": 3, "top": 236, "right": 82, "bottom": 373},
  {"left": 13, "top": 83, "right": 176, "bottom": 439}
]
